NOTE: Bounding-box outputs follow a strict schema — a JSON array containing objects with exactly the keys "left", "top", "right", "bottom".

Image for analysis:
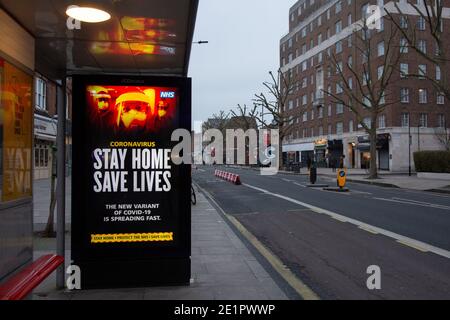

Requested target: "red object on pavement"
[
  {"left": 0, "top": 254, "right": 64, "bottom": 300},
  {"left": 213, "top": 170, "right": 241, "bottom": 185}
]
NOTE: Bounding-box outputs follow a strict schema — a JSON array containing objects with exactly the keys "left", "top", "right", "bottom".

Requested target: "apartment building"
[{"left": 280, "top": 0, "right": 450, "bottom": 171}]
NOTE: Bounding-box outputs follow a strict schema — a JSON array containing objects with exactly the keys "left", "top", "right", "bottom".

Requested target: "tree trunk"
[
  {"left": 279, "top": 134, "right": 284, "bottom": 170},
  {"left": 43, "top": 146, "right": 57, "bottom": 237},
  {"left": 368, "top": 129, "right": 378, "bottom": 179}
]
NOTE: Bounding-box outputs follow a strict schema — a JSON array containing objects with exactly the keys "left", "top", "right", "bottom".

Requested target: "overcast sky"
[{"left": 188, "top": 0, "right": 295, "bottom": 131}]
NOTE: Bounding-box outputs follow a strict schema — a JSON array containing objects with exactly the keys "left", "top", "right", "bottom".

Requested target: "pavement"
[
  {"left": 31, "top": 179, "right": 289, "bottom": 300},
  {"left": 194, "top": 165, "right": 450, "bottom": 299}
]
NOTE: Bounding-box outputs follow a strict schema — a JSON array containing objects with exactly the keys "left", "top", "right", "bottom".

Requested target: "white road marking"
[
  {"left": 293, "top": 182, "right": 306, "bottom": 188},
  {"left": 282, "top": 178, "right": 294, "bottom": 182},
  {"left": 351, "top": 190, "right": 373, "bottom": 195},
  {"left": 243, "top": 183, "right": 450, "bottom": 259},
  {"left": 373, "top": 197, "right": 450, "bottom": 211}
]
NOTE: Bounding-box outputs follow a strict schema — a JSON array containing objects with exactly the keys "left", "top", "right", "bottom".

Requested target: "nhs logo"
[{"left": 160, "top": 91, "right": 175, "bottom": 98}]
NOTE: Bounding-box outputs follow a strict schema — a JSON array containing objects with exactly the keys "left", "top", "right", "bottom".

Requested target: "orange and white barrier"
[{"left": 214, "top": 170, "right": 241, "bottom": 185}]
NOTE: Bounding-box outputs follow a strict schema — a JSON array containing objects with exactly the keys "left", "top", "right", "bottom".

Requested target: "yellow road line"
[{"left": 396, "top": 240, "right": 429, "bottom": 253}]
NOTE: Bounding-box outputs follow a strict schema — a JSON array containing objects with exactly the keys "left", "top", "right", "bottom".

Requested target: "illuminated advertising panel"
[{"left": 72, "top": 75, "right": 191, "bottom": 289}]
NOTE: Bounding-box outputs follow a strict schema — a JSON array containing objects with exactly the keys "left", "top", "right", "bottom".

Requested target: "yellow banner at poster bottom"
[{"left": 91, "top": 232, "right": 174, "bottom": 243}]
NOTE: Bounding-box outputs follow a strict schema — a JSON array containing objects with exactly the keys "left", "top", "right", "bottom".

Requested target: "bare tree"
[
  {"left": 323, "top": 20, "right": 400, "bottom": 179},
  {"left": 434, "top": 125, "right": 450, "bottom": 151},
  {"left": 202, "top": 110, "right": 230, "bottom": 163},
  {"left": 202, "top": 110, "right": 230, "bottom": 135},
  {"left": 252, "top": 69, "right": 297, "bottom": 169},
  {"left": 230, "top": 104, "right": 259, "bottom": 131},
  {"left": 385, "top": 0, "right": 450, "bottom": 101}
]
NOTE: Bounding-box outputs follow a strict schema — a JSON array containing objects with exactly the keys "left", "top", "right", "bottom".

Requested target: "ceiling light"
[{"left": 66, "top": 5, "right": 111, "bottom": 23}]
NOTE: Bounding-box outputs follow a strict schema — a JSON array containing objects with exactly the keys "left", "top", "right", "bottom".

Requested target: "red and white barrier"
[{"left": 214, "top": 170, "right": 241, "bottom": 185}]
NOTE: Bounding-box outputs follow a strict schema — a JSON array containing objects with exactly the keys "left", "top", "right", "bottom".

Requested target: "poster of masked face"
[{"left": 86, "top": 85, "right": 178, "bottom": 134}]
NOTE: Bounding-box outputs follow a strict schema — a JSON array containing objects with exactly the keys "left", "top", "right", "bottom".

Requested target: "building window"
[
  {"left": 302, "top": 61, "right": 307, "bottom": 71},
  {"left": 328, "top": 124, "right": 332, "bottom": 135},
  {"left": 336, "top": 41, "right": 343, "bottom": 53},
  {"left": 401, "top": 113, "right": 410, "bottom": 127},
  {"left": 436, "top": 65, "right": 441, "bottom": 80},
  {"left": 400, "top": 63, "right": 409, "bottom": 78},
  {"left": 289, "top": 100, "right": 294, "bottom": 110},
  {"left": 349, "top": 120, "right": 354, "bottom": 133},
  {"left": 311, "top": 109, "right": 315, "bottom": 120},
  {"left": 336, "top": 61, "right": 343, "bottom": 74},
  {"left": 377, "top": 66, "right": 384, "bottom": 80},
  {"left": 418, "top": 64, "right": 427, "bottom": 79},
  {"left": 35, "top": 77, "right": 47, "bottom": 110},
  {"left": 336, "top": 103, "right": 344, "bottom": 114},
  {"left": 348, "top": 35, "right": 352, "bottom": 48},
  {"left": 336, "top": 122, "right": 343, "bottom": 135},
  {"left": 303, "top": 112, "right": 308, "bottom": 122},
  {"left": 348, "top": 13, "right": 352, "bottom": 26},
  {"left": 378, "top": 17, "right": 384, "bottom": 32},
  {"left": 336, "top": 1, "right": 342, "bottom": 13},
  {"left": 302, "top": 44, "right": 307, "bottom": 54},
  {"left": 310, "top": 39, "right": 314, "bottom": 49},
  {"left": 327, "top": 9, "right": 331, "bottom": 20},
  {"left": 400, "top": 38, "right": 408, "bottom": 53},
  {"left": 401, "top": 88, "right": 409, "bottom": 103},
  {"left": 318, "top": 33, "right": 322, "bottom": 45},
  {"left": 348, "top": 77, "right": 353, "bottom": 89},
  {"left": 418, "top": 40, "right": 427, "bottom": 54},
  {"left": 336, "top": 82, "right": 343, "bottom": 94},
  {"left": 288, "top": 38, "right": 293, "bottom": 48},
  {"left": 437, "top": 93, "right": 445, "bottom": 104},
  {"left": 378, "top": 114, "right": 386, "bottom": 128},
  {"left": 288, "top": 53, "right": 293, "bottom": 63},
  {"left": 328, "top": 104, "right": 332, "bottom": 116},
  {"left": 327, "top": 84, "right": 332, "bottom": 95},
  {"left": 302, "top": 28, "right": 307, "bottom": 38},
  {"left": 419, "top": 113, "right": 428, "bottom": 127},
  {"left": 318, "top": 15, "right": 322, "bottom": 26},
  {"left": 377, "top": 41, "right": 385, "bottom": 56},
  {"left": 319, "top": 126, "right": 324, "bottom": 136},
  {"left": 302, "top": 77, "right": 307, "bottom": 88},
  {"left": 319, "top": 107, "right": 324, "bottom": 118},
  {"left": 400, "top": 16, "right": 408, "bottom": 29},
  {"left": 419, "top": 89, "right": 427, "bottom": 103},
  {"left": 417, "top": 16, "right": 426, "bottom": 31},
  {"left": 438, "top": 114, "right": 446, "bottom": 128},
  {"left": 348, "top": 55, "right": 353, "bottom": 68},
  {"left": 363, "top": 71, "right": 369, "bottom": 85},
  {"left": 302, "top": 95, "right": 308, "bottom": 105},
  {"left": 335, "top": 20, "right": 342, "bottom": 34}
]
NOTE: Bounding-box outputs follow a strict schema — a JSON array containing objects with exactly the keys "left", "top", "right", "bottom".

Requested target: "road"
[{"left": 193, "top": 165, "right": 450, "bottom": 299}]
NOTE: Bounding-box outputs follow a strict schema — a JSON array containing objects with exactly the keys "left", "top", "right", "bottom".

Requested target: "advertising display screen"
[{"left": 72, "top": 75, "right": 191, "bottom": 289}]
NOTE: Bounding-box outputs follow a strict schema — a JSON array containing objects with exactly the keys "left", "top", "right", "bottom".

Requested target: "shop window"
[{"left": 0, "top": 58, "right": 33, "bottom": 202}]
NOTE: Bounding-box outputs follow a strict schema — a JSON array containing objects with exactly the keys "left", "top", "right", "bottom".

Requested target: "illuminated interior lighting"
[{"left": 66, "top": 5, "right": 111, "bottom": 23}]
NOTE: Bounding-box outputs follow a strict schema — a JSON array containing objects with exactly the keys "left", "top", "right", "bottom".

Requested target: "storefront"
[
  {"left": 314, "top": 139, "right": 328, "bottom": 167},
  {"left": 282, "top": 142, "right": 314, "bottom": 167},
  {"left": 34, "top": 114, "right": 57, "bottom": 179},
  {"left": 327, "top": 139, "right": 343, "bottom": 168},
  {"left": 356, "top": 134, "right": 390, "bottom": 170}
]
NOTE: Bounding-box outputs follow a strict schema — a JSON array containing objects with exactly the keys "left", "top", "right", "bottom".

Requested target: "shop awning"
[{"left": 0, "top": 0, "right": 199, "bottom": 79}]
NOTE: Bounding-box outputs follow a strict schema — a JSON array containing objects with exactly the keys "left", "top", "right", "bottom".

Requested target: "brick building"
[
  {"left": 34, "top": 75, "right": 72, "bottom": 179},
  {"left": 280, "top": 0, "right": 450, "bottom": 172}
]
